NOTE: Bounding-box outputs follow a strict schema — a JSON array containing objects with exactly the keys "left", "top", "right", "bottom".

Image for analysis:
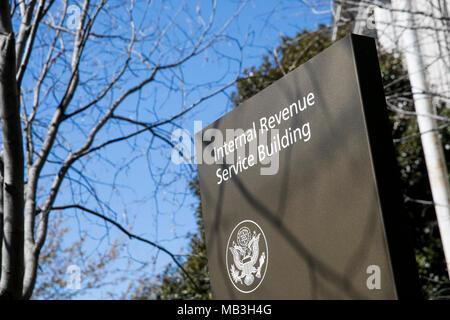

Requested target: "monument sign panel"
[{"left": 195, "top": 34, "right": 420, "bottom": 299}]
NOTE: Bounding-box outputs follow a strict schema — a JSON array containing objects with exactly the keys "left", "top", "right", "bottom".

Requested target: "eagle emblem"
[{"left": 226, "top": 220, "right": 268, "bottom": 293}]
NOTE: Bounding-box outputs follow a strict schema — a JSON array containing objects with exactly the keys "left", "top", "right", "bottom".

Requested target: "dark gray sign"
[{"left": 195, "top": 34, "right": 419, "bottom": 299}]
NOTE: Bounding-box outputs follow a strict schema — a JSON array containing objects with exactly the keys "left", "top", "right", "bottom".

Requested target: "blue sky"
[{"left": 20, "top": 0, "right": 333, "bottom": 299}]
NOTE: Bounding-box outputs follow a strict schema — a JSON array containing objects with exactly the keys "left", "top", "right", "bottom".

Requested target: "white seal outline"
[{"left": 225, "top": 219, "right": 269, "bottom": 294}]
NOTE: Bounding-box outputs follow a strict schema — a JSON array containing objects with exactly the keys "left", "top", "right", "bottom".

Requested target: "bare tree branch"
[{"left": 50, "top": 204, "right": 200, "bottom": 291}]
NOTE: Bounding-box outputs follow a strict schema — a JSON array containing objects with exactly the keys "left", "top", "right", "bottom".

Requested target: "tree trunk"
[
  {"left": 0, "top": 154, "right": 4, "bottom": 278},
  {"left": 0, "top": 1, "right": 25, "bottom": 300}
]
